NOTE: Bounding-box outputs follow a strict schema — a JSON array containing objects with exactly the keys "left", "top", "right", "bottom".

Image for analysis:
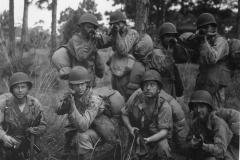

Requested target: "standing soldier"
[
  {"left": 186, "top": 90, "right": 238, "bottom": 160},
  {"left": 150, "top": 22, "right": 189, "bottom": 98},
  {"left": 180, "top": 13, "right": 231, "bottom": 109},
  {"left": 52, "top": 13, "right": 111, "bottom": 86},
  {"left": 0, "top": 72, "right": 47, "bottom": 160},
  {"left": 108, "top": 10, "right": 139, "bottom": 100},
  {"left": 121, "top": 70, "right": 173, "bottom": 159},
  {"left": 56, "top": 66, "right": 125, "bottom": 160}
]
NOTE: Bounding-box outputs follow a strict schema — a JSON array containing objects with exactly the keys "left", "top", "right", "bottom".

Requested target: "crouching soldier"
[
  {"left": 186, "top": 90, "right": 238, "bottom": 160},
  {"left": 122, "top": 70, "right": 173, "bottom": 160},
  {"left": 0, "top": 72, "right": 47, "bottom": 160},
  {"left": 52, "top": 13, "right": 111, "bottom": 86},
  {"left": 56, "top": 66, "right": 125, "bottom": 160}
]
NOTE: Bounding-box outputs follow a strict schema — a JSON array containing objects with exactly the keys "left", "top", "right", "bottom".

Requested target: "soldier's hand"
[
  {"left": 29, "top": 127, "right": 42, "bottom": 137},
  {"left": 191, "top": 135, "right": 203, "bottom": 149},
  {"left": 68, "top": 94, "right": 76, "bottom": 114},
  {"left": 130, "top": 127, "right": 139, "bottom": 137},
  {"left": 111, "top": 24, "right": 119, "bottom": 35},
  {"left": 2, "top": 135, "right": 18, "bottom": 148},
  {"left": 143, "top": 137, "right": 150, "bottom": 144},
  {"left": 168, "top": 37, "right": 177, "bottom": 47}
]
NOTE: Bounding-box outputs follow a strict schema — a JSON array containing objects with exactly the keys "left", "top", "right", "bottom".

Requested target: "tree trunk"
[
  {"left": 161, "top": 0, "right": 166, "bottom": 24},
  {"left": 21, "top": 0, "right": 30, "bottom": 55},
  {"left": 9, "top": 0, "right": 15, "bottom": 57},
  {"left": 237, "top": 0, "right": 240, "bottom": 39},
  {"left": 51, "top": 0, "right": 57, "bottom": 54},
  {"left": 135, "top": 0, "right": 150, "bottom": 37}
]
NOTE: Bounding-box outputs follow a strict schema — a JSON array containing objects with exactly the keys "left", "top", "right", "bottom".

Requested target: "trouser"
[
  {"left": 127, "top": 136, "right": 172, "bottom": 159},
  {"left": 213, "top": 87, "right": 225, "bottom": 110},
  {"left": 111, "top": 73, "right": 130, "bottom": 101}
]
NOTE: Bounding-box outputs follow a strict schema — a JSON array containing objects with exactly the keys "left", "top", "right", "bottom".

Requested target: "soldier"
[
  {"left": 56, "top": 66, "right": 125, "bottom": 160},
  {"left": 186, "top": 90, "right": 238, "bottom": 160},
  {"left": 180, "top": 13, "right": 231, "bottom": 109},
  {"left": 0, "top": 72, "right": 47, "bottom": 160},
  {"left": 52, "top": 13, "right": 111, "bottom": 86},
  {"left": 151, "top": 22, "right": 189, "bottom": 98},
  {"left": 108, "top": 10, "right": 140, "bottom": 100},
  {"left": 121, "top": 70, "right": 173, "bottom": 159}
]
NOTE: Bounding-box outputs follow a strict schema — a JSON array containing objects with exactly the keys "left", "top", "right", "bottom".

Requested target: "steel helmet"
[
  {"left": 78, "top": 13, "right": 98, "bottom": 28},
  {"left": 9, "top": 72, "right": 32, "bottom": 92},
  {"left": 158, "top": 22, "right": 178, "bottom": 38},
  {"left": 109, "top": 10, "right": 126, "bottom": 24},
  {"left": 196, "top": 13, "right": 217, "bottom": 29},
  {"left": 188, "top": 90, "right": 213, "bottom": 111},
  {"left": 140, "top": 70, "right": 163, "bottom": 90},
  {"left": 68, "top": 66, "right": 90, "bottom": 84}
]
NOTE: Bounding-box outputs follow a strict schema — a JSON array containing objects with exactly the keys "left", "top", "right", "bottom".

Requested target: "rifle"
[
  {"left": 194, "top": 130, "right": 204, "bottom": 160},
  {"left": 133, "top": 130, "right": 156, "bottom": 160},
  {"left": 13, "top": 111, "right": 43, "bottom": 160}
]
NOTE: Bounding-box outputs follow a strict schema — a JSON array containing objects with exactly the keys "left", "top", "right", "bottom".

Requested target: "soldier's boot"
[
  {"left": 78, "top": 151, "right": 92, "bottom": 160},
  {"left": 61, "top": 134, "right": 73, "bottom": 160}
]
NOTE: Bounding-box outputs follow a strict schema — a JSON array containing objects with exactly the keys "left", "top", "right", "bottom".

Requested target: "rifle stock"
[{"left": 133, "top": 130, "right": 156, "bottom": 160}]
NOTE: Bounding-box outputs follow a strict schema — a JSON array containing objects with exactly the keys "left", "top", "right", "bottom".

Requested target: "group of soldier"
[{"left": 0, "top": 9, "right": 239, "bottom": 160}]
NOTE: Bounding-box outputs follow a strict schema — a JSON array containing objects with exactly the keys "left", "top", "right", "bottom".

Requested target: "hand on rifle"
[
  {"left": 130, "top": 127, "right": 139, "bottom": 137},
  {"left": 68, "top": 94, "right": 76, "bottom": 114},
  {"left": 111, "top": 24, "right": 119, "bottom": 35},
  {"left": 168, "top": 37, "right": 177, "bottom": 47},
  {"left": 191, "top": 134, "right": 204, "bottom": 149},
  {"left": 2, "top": 135, "right": 19, "bottom": 148},
  {"left": 196, "top": 29, "right": 207, "bottom": 43},
  {"left": 28, "top": 127, "right": 42, "bottom": 137}
]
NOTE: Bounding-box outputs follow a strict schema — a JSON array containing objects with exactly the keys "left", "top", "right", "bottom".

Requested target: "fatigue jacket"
[
  {"left": 56, "top": 88, "right": 96, "bottom": 133},
  {"left": 189, "top": 112, "right": 233, "bottom": 159},
  {"left": 66, "top": 30, "right": 111, "bottom": 85},
  {"left": 122, "top": 90, "right": 173, "bottom": 138},
  {"left": 0, "top": 95, "right": 46, "bottom": 141},
  {"left": 181, "top": 33, "right": 231, "bottom": 95},
  {"left": 110, "top": 27, "right": 139, "bottom": 77}
]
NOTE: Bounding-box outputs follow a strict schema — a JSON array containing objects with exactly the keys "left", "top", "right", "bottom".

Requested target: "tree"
[
  {"left": 51, "top": 0, "right": 57, "bottom": 54},
  {"left": 9, "top": 0, "right": 15, "bottom": 57},
  {"left": 237, "top": 0, "right": 240, "bottom": 38},
  {"left": 21, "top": 0, "right": 32, "bottom": 54},
  {"left": 58, "top": 0, "right": 102, "bottom": 44},
  {"left": 135, "top": 0, "right": 149, "bottom": 37}
]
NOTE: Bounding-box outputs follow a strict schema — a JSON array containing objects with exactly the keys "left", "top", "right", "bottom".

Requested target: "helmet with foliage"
[
  {"left": 196, "top": 13, "right": 217, "bottom": 29},
  {"left": 78, "top": 13, "right": 98, "bottom": 28},
  {"left": 188, "top": 90, "right": 213, "bottom": 111},
  {"left": 68, "top": 66, "right": 90, "bottom": 84},
  {"left": 159, "top": 22, "right": 178, "bottom": 38},
  {"left": 140, "top": 70, "right": 163, "bottom": 90},
  {"left": 9, "top": 72, "right": 32, "bottom": 92},
  {"left": 109, "top": 10, "right": 126, "bottom": 24}
]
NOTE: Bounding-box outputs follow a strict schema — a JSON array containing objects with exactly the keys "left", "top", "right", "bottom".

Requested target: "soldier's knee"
[{"left": 156, "top": 139, "right": 171, "bottom": 158}]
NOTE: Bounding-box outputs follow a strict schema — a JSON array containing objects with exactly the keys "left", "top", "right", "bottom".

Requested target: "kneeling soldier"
[
  {"left": 122, "top": 70, "right": 173, "bottom": 159},
  {"left": 186, "top": 90, "right": 237, "bottom": 160},
  {"left": 0, "top": 72, "right": 47, "bottom": 160}
]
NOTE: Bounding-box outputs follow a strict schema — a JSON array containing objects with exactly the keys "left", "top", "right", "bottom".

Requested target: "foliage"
[
  {"left": 58, "top": 0, "right": 103, "bottom": 44},
  {"left": 109, "top": 0, "right": 239, "bottom": 39}
]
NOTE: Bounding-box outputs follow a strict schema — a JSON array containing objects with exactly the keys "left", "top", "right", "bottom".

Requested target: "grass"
[{"left": 0, "top": 47, "right": 239, "bottom": 160}]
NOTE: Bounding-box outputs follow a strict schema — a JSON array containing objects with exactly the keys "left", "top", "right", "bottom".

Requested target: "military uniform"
[
  {"left": 180, "top": 13, "right": 231, "bottom": 110},
  {"left": 0, "top": 94, "right": 47, "bottom": 159},
  {"left": 121, "top": 89, "right": 173, "bottom": 159},
  {"left": 187, "top": 113, "right": 236, "bottom": 160},
  {"left": 52, "top": 13, "right": 111, "bottom": 86},
  {"left": 150, "top": 41, "right": 188, "bottom": 98},
  {"left": 110, "top": 27, "right": 139, "bottom": 100}
]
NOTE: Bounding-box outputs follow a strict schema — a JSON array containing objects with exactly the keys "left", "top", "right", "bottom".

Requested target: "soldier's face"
[
  {"left": 193, "top": 103, "right": 211, "bottom": 121},
  {"left": 82, "top": 23, "right": 96, "bottom": 35},
  {"left": 143, "top": 81, "right": 159, "bottom": 98},
  {"left": 71, "top": 82, "right": 88, "bottom": 96},
  {"left": 162, "top": 33, "right": 175, "bottom": 46},
  {"left": 12, "top": 83, "right": 29, "bottom": 99}
]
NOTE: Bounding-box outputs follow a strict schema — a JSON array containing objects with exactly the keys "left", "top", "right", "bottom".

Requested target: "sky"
[{"left": 0, "top": 0, "right": 122, "bottom": 30}]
